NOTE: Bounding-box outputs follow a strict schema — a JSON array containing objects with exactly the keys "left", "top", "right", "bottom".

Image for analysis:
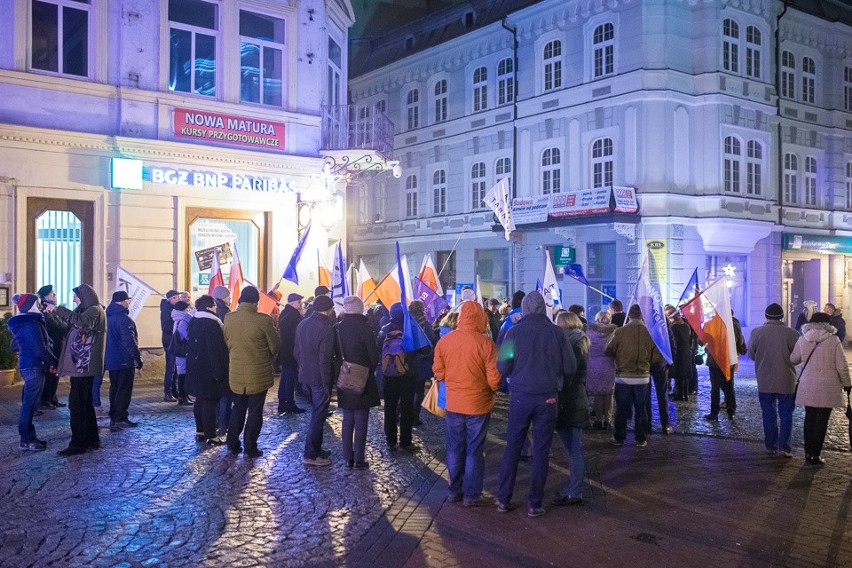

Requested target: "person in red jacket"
[{"left": 433, "top": 301, "right": 501, "bottom": 507}]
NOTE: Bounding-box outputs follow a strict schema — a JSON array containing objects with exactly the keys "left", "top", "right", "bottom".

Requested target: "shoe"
[
  {"left": 387, "top": 444, "right": 398, "bottom": 452},
  {"left": 287, "top": 407, "right": 306, "bottom": 414},
  {"left": 448, "top": 493, "right": 463, "bottom": 503},
  {"left": 463, "top": 496, "right": 494, "bottom": 508},
  {"left": 727, "top": 413, "right": 735, "bottom": 421},
  {"left": 303, "top": 456, "right": 332, "bottom": 467},
  {"left": 207, "top": 437, "right": 227, "bottom": 446},
  {"left": 636, "top": 440, "right": 648, "bottom": 448},
  {"left": 196, "top": 433, "right": 207, "bottom": 443},
  {"left": 346, "top": 460, "right": 354, "bottom": 469},
  {"left": 34, "top": 438, "right": 47, "bottom": 449},
  {"left": 178, "top": 398, "right": 193, "bottom": 406},
  {"left": 88, "top": 441, "right": 100, "bottom": 450},
  {"left": 245, "top": 448, "right": 263, "bottom": 458},
  {"left": 780, "top": 451, "right": 793, "bottom": 458},
  {"left": 399, "top": 443, "right": 419, "bottom": 453},
  {"left": 318, "top": 448, "right": 332, "bottom": 459},
  {"left": 109, "top": 423, "right": 122, "bottom": 433},
  {"left": 704, "top": 414, "right": 719, "bottom": 422},
  {"left": 807, "top": 455, "right": 826, "bottom": 466},
  {"left": 58, "top": 446, "right": 87, "bottom": 457},
  {"left": 766, "top": 449, "right": 778, "bottom": 456},
  {"left": 496, "top": 502, "right": 515, "bottom": 513},
  {"left": 52, "top": 400, "right": 66, "bottom": 408},
  {"left": 354, "top": 461, "right": 369, "bottom": 470},
  {"left": 19, "top": 441, "right": 46, "bottom": 451},
  {"left": 163, "top": 395, "right": 176, "bottom": 402},
  {"left": 527, "top": 507, "right": 546, "bottom": 518},
  {"left": 689, "top": 390, "right": 698, "bottom": 395},
  {"left": 663, "top": 425, "right": 674, "bottom": 435},
  {"left": 39, "top": 402, "right": 57, "bottom": 410},
  {"left": 551, "top": 495, "right": 584, "bottom": 507},
  {"left": 114, "top": 420, "right": 138, "bottom": 428},
  {"left": 228, "top": 445, "right": 242, "bottom": 455},
  {"left": 608, "top": 437, "right": 623, "bottom": 447}
]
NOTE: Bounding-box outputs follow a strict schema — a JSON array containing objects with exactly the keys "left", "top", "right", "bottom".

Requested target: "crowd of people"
[{"left": 6, "top": 279, "right": 852, "bottom": 517}]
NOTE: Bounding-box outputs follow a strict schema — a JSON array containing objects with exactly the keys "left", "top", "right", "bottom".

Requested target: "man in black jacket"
[
  {"left": 824, "top": 303, "right": 846, "bottom": 344},
  {"left": 277, "top": 293, "right": 306, "bottom": 416},
  {"left": 104, "top": 291, "right": 143, "bottom": 431},
  {"left": 160, "top": 290, "right": 181, "bottom": 401},
  {"left": 37, "top": 285, "right": 67, "bottom": 410}
]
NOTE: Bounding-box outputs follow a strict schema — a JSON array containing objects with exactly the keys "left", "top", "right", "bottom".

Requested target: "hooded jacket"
[
  {"left": 791, "top": 322, "right": 851, "bottom": 408},
  {"left": 55, "top": 284, "right": 106, "bottom": 377},
  {"left": 604, "top": 318, "right": 664, "bottom": 383},
  {"left": 223, "top": 302, "right": 279, "bottom": 395},
  {"left": 185, "top": 310, "right": 229, "bottom": 399},
  {"left": 747, "top": 319, "right": 800, "bottom": 394},
  {"left": 496, "top": 307, "right": 523, "bottom": 345},
  {"left": 433, "top": 302, "right": 501, "bottom": 415},
  {"left": 104, "top": 302, "right": 141, "bottom": 371},
  {"left": 8, "top": 312, "right": 57, "bottom": 370}
]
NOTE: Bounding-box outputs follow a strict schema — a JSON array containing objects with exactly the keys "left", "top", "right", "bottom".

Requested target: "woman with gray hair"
[
  {"left": 336, "top": 296, "right": 381, "bottom": 469},
  {"left": 586, "top": 310, "right": 617, "bottom": 429}
]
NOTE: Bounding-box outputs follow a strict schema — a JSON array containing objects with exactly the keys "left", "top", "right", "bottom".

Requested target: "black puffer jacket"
[
  {"left": 277, "top": 304, "right": 302, "bottom": 366},
  {"left": 185, "top": 311, "right": 229, "bottom": 399},
  {"left": 335, "top": 314, "right": 381, "bottom": 410},
  {"left": 556, "top": 328, "right": 590, "bottom": 430},
  {"left": 294, "top": 311, "right": 336, "bottom": 388}
]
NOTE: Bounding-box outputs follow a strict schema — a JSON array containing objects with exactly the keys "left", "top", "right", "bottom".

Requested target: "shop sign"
[
  {"left": 549, "top": 188, "right": 611, "bottom": 218},
  {"left": 174, "top": 108, "right": 286, "bottom": 151},
  {"left": 552, "top": 245, "right": 576, "bottom": 267},
  {"left": 783, "top": 233, "right": 852, "bottom": 255},
  {"left": 147, "top": 166, "right": 291, "bottom": 193},
  {"left": 512, "top": 196, "right": 550, "bottom": 225},
  {"left": 645, "top": 240, "right": 667, "bottom": 284}
]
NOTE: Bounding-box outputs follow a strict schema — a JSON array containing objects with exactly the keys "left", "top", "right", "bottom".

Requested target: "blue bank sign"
[
  {"left": 783, "top": 233, "right": 852, "bottom": 255},
  {"left": 110, "top": 158, "right": 292, "bottom": 194}
]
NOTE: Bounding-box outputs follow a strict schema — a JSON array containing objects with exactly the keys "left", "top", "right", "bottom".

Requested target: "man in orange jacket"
[{"left": 433, "top": 301, "right": 502, "bottom": 507}]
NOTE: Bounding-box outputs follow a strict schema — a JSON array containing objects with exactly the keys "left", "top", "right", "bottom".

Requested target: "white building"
[
  {"left": 347, "top": 0, "right": 852, "bottom": 335},
  {"left": 0, "top": 0, "right": 378, "bottom": 346}
]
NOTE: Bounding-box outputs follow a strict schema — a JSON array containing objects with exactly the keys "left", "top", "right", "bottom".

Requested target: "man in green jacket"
[{"left": 223, "top": 287, "right": 279, "bottom": 458}]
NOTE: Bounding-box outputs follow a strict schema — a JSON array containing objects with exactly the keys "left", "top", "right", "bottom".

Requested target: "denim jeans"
[
  {"left": 613, "top": 382, "right": 649, "bottom": 444},
  {"left": 217, "top": 390, "right": 232, "bottom": 436},
  {"left": 758, "top": 392, "right": 795, "bottom": 453},
  {"left": 557, "top": 427, "right": 585, "bottom": 499},
  {"left": 341, "top": 408, "right": 369, "bottom": 463},
  {"left": 277, "top": 361, "right": 299, "bottom": 414},
  {"left": 498, "top": 392, "right": 558, "bottom": 509},
  {"left": 18, "top": 367, "right": 45, "bottom": 443},
  {"left": 445, "top": 411, "right": 491, "bottom": 501},
  {"left": 304, "top": 384, "right": 331, "bottom": 459}
]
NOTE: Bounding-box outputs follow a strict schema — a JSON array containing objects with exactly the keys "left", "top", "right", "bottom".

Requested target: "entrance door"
[{"left": 789, "top": 259, "right": 821, "bottom": 320}]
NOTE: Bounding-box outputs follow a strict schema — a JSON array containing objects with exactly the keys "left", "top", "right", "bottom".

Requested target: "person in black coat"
[
  {"left": 825, "top": 303, "right": 846, "bottom": 343},
  {"left": 336, "top": 296, "right": 381, "bottom": 469},
  {"left": 669, "top": 311, "right": 696, "bottom": 401},
  {"left": 104, "top": 291, "right": 143, "bottom": 430},
  {"left": 186, "top": 295, "right": 230, "bottom": 444},
  {"left": 37, "top": 285, "right": 67, "bottom": 410},
  {"left": 160, "top": 290, "right": 181, "bottom": 401},
  {"left": 277, "top": 293, "right": 306, "bottom": 415}
]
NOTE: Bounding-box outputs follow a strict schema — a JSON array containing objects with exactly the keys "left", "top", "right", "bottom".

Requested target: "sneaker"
[
  {"left": 196, "top": 433, "right": 207, "bottom": 443},
  {"left": 39, "top": 402, "right": 57, "bottom": 410},
  {"left": 780, "top": 451, "right": 793, "bottom": 458},
  {"left": 178, "top": 398, "right": 193, "bottom": 406},
  {"left": 206, "top": 436, "right": 227, "bottom": 446},
  {"left": 727, "top": 413, "right": 735, "bottom": 421},
  {"left": 19, "top": 441, "right": 46, "bottom": 451},
  {"left": 496, "top": 502, "right": 514, "bottom": 513},
  {"left": 52, "top": 400, "right": 67, "bottom": 408},
  {"left": 704, "top": 414, "right": 719, "bottom": 422},
  {"left": 636, "top": 440, "right": 648, "bottom": 448},
  {"left": 163, "top": 394, "right": 176, "bottom": 402},
  {"left": 551, "top": 495, "right": 584, "bottom": 507},
  {"left": 527, "top": 507, "right": 546, "bottom": 518},
  {"left": 608, "top": 437, "right": 623, "bottom": 447},
  {"left": 303, "top": 456, "right": 332, "bottom": 467},
  {"left": 34, "top": 438, "right": 48, "bottom": 449},
  {"left": 353, "top": 461, "right": 369, "bottom": 470}
]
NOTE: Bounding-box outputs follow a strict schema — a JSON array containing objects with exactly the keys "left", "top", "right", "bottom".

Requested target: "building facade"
[
  {"left": 347, "top": 0, "right": 852, "bottom": 335},
  {"left": 0, "top": 0, "right": 362, "bottom": 346}
]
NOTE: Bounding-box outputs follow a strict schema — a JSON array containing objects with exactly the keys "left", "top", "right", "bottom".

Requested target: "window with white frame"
[
  {"left": 374, "top": 183, "right": 386, "bottom": 222},
  {"left": 406, "top": 88, "right": 419, "bottom": 130},
  {"left": 405, "top": 175, "right": 418, "bottom": 218},
  {"left": 541, "top": 148, "right": 561, "bottom": 194},
  {"left": 473, "top": 66, "right": 488, "bottom": 112},
  {"left": 781, "top": 51, "right": 795, "bottom": 99},
  {"left": 169, "top": 0, "right": 218, "bottom": 96},
  {"left": 592, "top": 138, "right": 613, "bottom": 188},
  {"left": 239, "top": 10, "right": 284, "bottom": 106},
  {"left": 433, "top": 170, "right": 447, "bottom": 214},
  {"left": 433, "top": 79, "right": 448, "bottom": 123},
  {"left": 745, "top": 25, "right": 761, "bottom": 79},
  {"left": 722, "top": 19, "right": 739, "bottom": 74},
  {"left": 31, "top": 0, "right": 91, "bottom": 77},
  {"left": 804, "top": 156, "right": 817, "bottom": 206},
  {"left": 471, "top": 162, "right": 487, "bottom": 209},
  {"left": 497, "top": 58, "right": 514, "bottom": 105},
  {"left": 543, "top": 40, "right": 562, "bottom": 92},
  {"left": 746, "top": 140, "right": 762, "bottom": 196},
  {"left": 801, "top": 57, "right": 815, "bottom": 104},
  {"left": 846, "top": 162, "right": 852, "bottom": 209},
  {"left": 327, "top": 37, "right": 342, "bottom": 107},
  {"left": 723, "top": 136, "right": 741, "bottom": 193},
  {"left": 356, "top": 104, "right": 372, "bottom": 146},
  {"left": 593, "top": 23, "right": 615, "bottom": 78},
  {"left": 783, "top": 153, "right": 798, "bottom": 204},
  {"left": 495, "top": 157, "right": 512, "bottom": 194},
  {"left": 845, "top": 67, "right": 852, "bottom": 112}
]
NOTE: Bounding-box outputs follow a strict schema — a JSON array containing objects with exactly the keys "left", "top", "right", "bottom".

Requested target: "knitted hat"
[
  {"left": 764, "top": 303, "right": 784, "bottom": 320},
  {"left": 15, "top": 293, "right": 39, "bottom": 313},
  {"left": 211, "top": 286, "right": 229, "bottom": 300},
  {"left": 521, "top": 290, "right": 546, "bottom": 316},
  {"left": 36, "top": 285, "right": 53, "bottom": 299},
  {"left": 112, "top": 290, "right": 130, "bottom": 303},
  {"left": 343, "top": 295, "right": 364, "bottom": 314},
  {"left": 810, "top": 312, "right": 831, "bottom": 324},
  {"left": 314, "top": 285, "right": 330, "bottom": 296},
  {"left": 287, "top": 293, "right": 304, "bottom": 303},
  {"left": 166, "top": 289, "right": 180, "bottom": 299},
  {"left": 238, "top": 286, "right": 260, "bottom": 304},
  {"left": 312, "top": 295, "right": 334, "bottom": 312}
]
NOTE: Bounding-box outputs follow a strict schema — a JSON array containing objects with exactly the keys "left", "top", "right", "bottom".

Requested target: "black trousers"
[
  {"left": 645, "top": 363, "right": 669, "bottom": 432},
  {"left": 803, "top": 406, "right": 832, "bottom": 458},
  {"left": 709, "top": 366, "right": 736, "bottom": 417},
  {"left": 194, "top": 397, "right": 221, "bottom": 439},
  {"left": 384, "top": 375, "right": 415, "bottom": 447},
  {"left": 69, "top": 376, "right": 99, "bottom": 449},
  {"left": 40, "top": 369, "right": 60, "bottom": 404},
  {"left": 108, "top": 368, "right": 135, "bottom": 423},
  {"left": 227, "top": 390, "right": 268, "bottom": 452}
]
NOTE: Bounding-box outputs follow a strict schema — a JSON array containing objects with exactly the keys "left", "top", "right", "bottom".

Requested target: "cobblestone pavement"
[{"left": 0, "top": 355, "right": 849, "bottom": 567}]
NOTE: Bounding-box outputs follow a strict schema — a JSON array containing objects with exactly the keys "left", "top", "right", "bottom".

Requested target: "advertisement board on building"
[
  {"left": 549, "top": 188, "right": 611, "bottom": 218},
  {"left": 173, "top": 108, "right": 286, "bottom": 151},
  {"left": 512, "top": 196, "right": 550, "bottom": 225}
]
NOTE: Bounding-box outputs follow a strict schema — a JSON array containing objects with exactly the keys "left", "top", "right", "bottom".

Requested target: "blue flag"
[
  {"left": 414, "top": 277, "right": 449, "bottom": 324},
  {"left": 635, "top": 252, "right": 673, "bottom": 364},
  {"left": 564, "top": 264, "right": 590, "bottom": 286},
  {"left": 535, "top": 279, "right": 542, "bottom": 293},
  {"left": 678, "top": 268, "right": 699, "bottom": 305},
  {"left": 282, "top": 222, "right": 311, "bottom": 284},
  {"left": 396, "top": 242, "right": 431, "bottom": 352}
]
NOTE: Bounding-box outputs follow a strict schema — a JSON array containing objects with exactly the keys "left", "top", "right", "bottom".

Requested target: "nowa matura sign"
[{"left": 173, "top": 108, "right": 286, "bottom": 151}]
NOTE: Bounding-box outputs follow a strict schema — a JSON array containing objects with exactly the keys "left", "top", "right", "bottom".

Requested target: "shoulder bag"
[{"left": 335, "top": 327, "right": 370, "bottom": 395}]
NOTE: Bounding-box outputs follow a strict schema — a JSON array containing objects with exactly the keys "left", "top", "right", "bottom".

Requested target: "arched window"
[
  {"left": 543, "top": 40, "right": 562, "bottom": 92},
  {"left": 593, "top": 23, "right": 615, "bottom": 78},
  {"left": 723, "top": 136, "right": 741, "bottom": 193},
  {"left": 781, "top": 51, "right": 795, "bottom": 99},
  {"left": 473, "top": 66, "right": 488, "bottom": 112},
  {"left": 406, "top": 89, "right": 419, "bottom": 130},
  {"left": 433, "top": 79, "right": 447, "bottom": 123},
  {"left": 722, "top": 19, "right": 739, "bottom": 74},
  {"left": 745, "top": 26, "right": 761, "bottom": 79},
  {"left": 783, "top": 153, "right": 798, "bottom": 204},
  {"left": 592, "top": 138, "right": 613, "bottom": 188},
  {"left": 802, "top": 57, "right": 815, "bottom": 104},
  {"left": 746, "top": 140, "right": 762, "bottom": 196},
  {"left": 496, "top": 157, "right": 512, "bottom": 194},
  {"left": 541, "top": 148, "right": 561, "bottom": 194},
  {"left": 471, "top": 162, "right": 487, "bottom": 209},
  {"left": 433, "top": 169, "right": 447, "bottom": 214},
  {"left": 804, "top": 157, "right": 817, "bottom": 206},
  {"left": 405, "top": 175, "right": 418, "bottom": 217},
  {"left": 497, "top": 58, "right": 514, "bottom": 105}
]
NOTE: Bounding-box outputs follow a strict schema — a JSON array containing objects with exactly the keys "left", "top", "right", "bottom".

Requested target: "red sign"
[
  {"left": 173, "top": 108, "right": 286, "bottom": 151},
  {"left": 549, "top": 188, "right": 611, "bottom": 218}
]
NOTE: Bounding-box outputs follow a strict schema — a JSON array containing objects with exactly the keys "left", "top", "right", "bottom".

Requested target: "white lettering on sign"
[{"left": 145, "top": 167, "right": 292, "bottom": 194}]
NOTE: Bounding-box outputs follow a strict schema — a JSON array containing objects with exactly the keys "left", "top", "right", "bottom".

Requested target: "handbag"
[
  {"left": 421, "top": 379, "right": 446, "bottom": 418},
  {"left": 335, "top": 328, "right": 370, "bottom": 395}
]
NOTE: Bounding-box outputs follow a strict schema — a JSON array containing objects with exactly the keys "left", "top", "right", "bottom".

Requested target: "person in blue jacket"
[
  {"left": 104, "top": 290, "right": 143, "bottom": 431},
  {"left": 8, "top": 293, "right": 57, "bottom": 451}
]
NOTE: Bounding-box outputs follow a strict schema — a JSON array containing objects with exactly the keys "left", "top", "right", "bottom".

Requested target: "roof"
[{"left": 784, "top": 0, "right": 852, "bottom": 25}]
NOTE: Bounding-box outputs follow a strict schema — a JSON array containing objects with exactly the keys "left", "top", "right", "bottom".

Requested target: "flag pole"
[{"left": 117, "top": 265, "right": 164, "bottom": 297}]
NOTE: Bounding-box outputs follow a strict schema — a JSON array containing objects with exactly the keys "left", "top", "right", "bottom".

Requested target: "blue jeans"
[
  {"left": 218, "top": 390, "right": 232, "bottom": 436},
  {"left": 613, "top": 383, "right": 649, "bottom": 444},
  {"left": 445, "top": 411, "right": 491, "bottom": 501},
  {"left": 304, "top": 384, "right": 331, "bottom": 459},
  {"left": 758, "top": 392, "right": 795, "bottom": 453},
  {"left": 498, "top": 392, "right": 558, "bottom": 509},
  {"left": 277, "top": 361, "right": 299, "bottom": 414},
  {"left": 557, "top": 427, "right": 585, "bottom": 499},
  {"left": 19, "top": 367, "right": 45, "bottom": 443}
]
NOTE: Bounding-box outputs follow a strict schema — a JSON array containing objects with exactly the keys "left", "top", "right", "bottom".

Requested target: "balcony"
[{"left": 321, "top": 105, "right": 396, "bottom": 177}]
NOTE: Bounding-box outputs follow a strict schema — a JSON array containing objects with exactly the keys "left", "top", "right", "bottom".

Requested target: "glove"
[
  {"left": 135, "top": 360, "right": 144, "bottom": 370},
  {"left": 844, "top": 386, "right": 851, "bottom": 394}
]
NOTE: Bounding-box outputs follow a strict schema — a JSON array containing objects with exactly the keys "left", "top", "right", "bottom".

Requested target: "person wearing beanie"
[
  {"left": 160, "top": 289, "right": 182, "bottom": 402},
  {"left": 496, "top": 290, "right": 577, "bottom": 517},
  {"left": 36, "top": 284, "right": 68, "bottom": 410},
  {"left": 276, "top": 292, "right": 306, "bottom": 416},
  {"left": 104, "top": 289, "right": 143, "bottom": 431},
  {"left": 223, "top": 284, "right": 279, "bottom": 458},
  {"left": 7, "top": 293, "right": 57, "bottom": 451},
  {"left": 791, "top": 312, "right": 851, "bottom": 465},
  {"left": 747, "top": 303, "right": 801, "bottom": 457},
  {"left": 211, "top": 285, "right": 231, "bottom": 323},
  {"left": 376, "top": 302, "right": 419, "bottom": 454}
]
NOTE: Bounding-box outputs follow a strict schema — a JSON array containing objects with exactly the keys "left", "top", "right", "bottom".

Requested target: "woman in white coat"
[{"left": 791, "top": 311, "right": 852, "bottom": 465}]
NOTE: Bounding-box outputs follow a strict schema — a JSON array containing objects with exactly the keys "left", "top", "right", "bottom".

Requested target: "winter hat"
[
  {"left": 166, "top": 289, "right": 180, "bottom": 299},
  {"left": 238, "top": 286, "right": 260, "bottom": 304},
  {"left": 112, "top": 290, "right": 130, "bottom": 303},
  {"left": 212, "top": 286, "right": 229, "bottom": 300},
  {"left": 287, "top": 293, "right": 304, "bottom": 303},
  {"left": 14, "top": 293, "right": 40, "bottom": 314},
  {"left": 810, "top": 312, "right": 831, "bottom": 324},
  {"left": 764, "top": 303, "right": 784, "bottom": 320},
  {"left": 460, "top": 288, "right": 477, "bottom": 303},
  {"left": 36, "top": 285, "right": 53, "bottom": 299},
  {"left": 627, "top": 304, "right": 643, "bottom": 321},
  {"left": 389, "top": 301, "right": 405, "bottom": 323},
  {"left": 312, "top": 295, "right": 334, "bottom": 312},
  {"left": 521, "top": 290, "right": 546, "bottom": 316},
  {"left": 314, "top": 285, "right": 330, "bottom": 296},
  {"left": 343, "top": 295, "right": 364, "bottom": 314}
]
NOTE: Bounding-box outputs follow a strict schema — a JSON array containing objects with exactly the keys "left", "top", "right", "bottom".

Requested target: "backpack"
[{"left": 381, "top": 330, "right": 409, "bottom": 377}]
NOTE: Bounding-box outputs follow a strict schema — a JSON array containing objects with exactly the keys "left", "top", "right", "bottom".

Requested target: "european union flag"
[
  {"left": 564, "top": 263, "right": 590, "bottom": 287},
  {"left": 282, "top": 222, "right": 311, "bottom": 284}
]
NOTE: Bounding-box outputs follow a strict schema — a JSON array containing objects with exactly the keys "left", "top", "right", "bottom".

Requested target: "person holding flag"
[
  {"left": 703, "top": 310, "right": 747, "bottom": 422},
  {"left": 276, "top": 293, "right": 306, "bottom": 417}
]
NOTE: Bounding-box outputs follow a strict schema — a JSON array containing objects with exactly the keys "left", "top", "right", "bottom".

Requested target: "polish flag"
[
  {"left": 418, "top": 254, "right": 444, "bottom": 296},
  {"left": 228, "top": 244, "right": 243, "bottom": 311},
  {"left": 207, "top": 248, "right": 225, "bottom": 296},
  {"left": 369, "top": 255, "right": 413, "bottom": 308},
  {"left": 681, "top": 278, "right": 736, "bottom": 380},
  {"left": 317, "top": 249, "right": 331, "bottom": 288},
  {"left": 357, "top": 260, "right": 377, "bottom": 301}
]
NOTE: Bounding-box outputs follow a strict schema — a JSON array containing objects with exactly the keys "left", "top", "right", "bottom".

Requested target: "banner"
[
  {"left": 645, "top": 240, "right": 667, "bottom": 284},
  {"left": 549, "top": 188, "right": 611, "bottom": 218},
  {"left": 357, "top": 260, "right": 377, "bottom": 301},
  {"left": 115, "top": 266, "right": 159, "bottom": 321},
  {"left": 511, "top": 196, "right": 549, "bottom": 225},
  {"left": 397, "top": 243, "right": 431, "bottom": 352},
  {"left": 331, "top": 242, "right": 347, "bottom": 311},
  {"left": 482, "top": 178, "right": 514, "bottom": 239},
  {"left": 282, "top": 222, "right": 311, "bottom": 284},
  {"left": 612, "top": 186, "right": 639, "bottom": 213},
  {"left": 207, "top": 249, "right": 224, "bottom": 296},
  {"left": 228, "top": 244, "right": 244, "bottom": 311},
  {"left": 635, "top": 251, "right": 673, "bottom": 364},
  {"left": 543, "top": 249, "right": 561, "bottom": 308},
  {"left": 173, "top": 108, "right": 286, "bottom": 151},
  {"left": 414, "top": 277, "right": 449, "bottom": 324},
  {"left": 418, "top": 254, "right": 444, "bottom": 296}
]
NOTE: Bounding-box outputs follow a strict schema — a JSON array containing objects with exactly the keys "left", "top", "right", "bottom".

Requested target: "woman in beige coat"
[{"left": 791, "top": 312, "right": 852, "bottom": 465}]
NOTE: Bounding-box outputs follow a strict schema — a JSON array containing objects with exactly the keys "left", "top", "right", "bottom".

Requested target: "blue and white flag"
[
  {"left": 282, "top": 222, "right": 311, "bottom": 284},
  {"left": 331, "top": 241, "right": 347, "bottom": 311},
  {"left": 543, "top": 249, "right": 561, "bottom": 308},
  {"left": 564, "top": 263, "right": 590, "bottom": 287},
  {"left": 635, "top": 251, "right": 673, "bottom": 364},
  {"left": 397, "top": 242, "right": 431, "bottom": 352}
]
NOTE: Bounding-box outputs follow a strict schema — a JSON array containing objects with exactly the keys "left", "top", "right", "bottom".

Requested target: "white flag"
[
  {"left": 482, "top": 178, "right": 514, "bottom": 240},
  {"left": 115, "top": 266, "right": 159, "bottom": 321},
  {"left": 543, "top": 249, "right": 561, "bottom": 309},
  {"left": 331, "top": 242, "right": 347, "bottom": 311}
]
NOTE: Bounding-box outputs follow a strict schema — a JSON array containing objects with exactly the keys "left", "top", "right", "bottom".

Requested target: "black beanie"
[
  {"left": 36, "top": 285, "right": 53, "bottom": 299},
  {"left": 764, "top": 303, "right": 784, "bottom": 320}
]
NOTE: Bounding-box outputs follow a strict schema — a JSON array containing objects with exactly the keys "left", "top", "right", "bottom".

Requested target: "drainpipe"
[{"left": 502, "top": 16, "right": 519, "bottom": 293}]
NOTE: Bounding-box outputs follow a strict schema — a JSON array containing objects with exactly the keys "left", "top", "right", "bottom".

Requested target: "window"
[
  {"left": 405, "top": 175, "right": 418, "bottom": 218},
  {"left": 541, "top": 148, "right": 561, "bottom": 194},
  {"left": 31, "top": 0, "right": 90, "bottom": 77},
  {"left": 845, "top": 67, "right": 852, "bottom": 112},
  {"left": 475, "top": 248, "right": 509, "bottom": 300},
  {"left": 497, "top": 58, "right": 514, "bottom": 105},
  {"left": 406, "top": 89, "right": 419, "bottom": 130},
  {"left": 433, "top": 170, "right": 447, "bottom": 214},
  {"left": 239, "top": 10, "right": 284, "bottom": 106},
  {"left": 783, "top": 153, "right": 798, "bottom": 204},
  {"left": 722, "top": 19, "right": 739, "bottom": 74},
  {"left": 587, "top": 242, "right": 616, "bottom": 313},
  {"left": 357, "top": 185, "right": 369, "bottom": 224},
  {"left": 327, "top": 37, "right": 342, "bottom": 107},
  {"left": 169, "top": 0, "right": 218, "bottom": 96},
  {"left": 375, "top": 99, "right": 386, "bottom": 114},
  {"left": 745, "top": 26, "right": 761, "bottom": 79},
  {"left": 801, "top": 57, "right": 815, "bottom": 104},
  {"left": 846, "top": 162, "right": 852, "bottom": 210},
  {"left": 746, "top": 140, "right": 762, "bottom": 196},
  {"left": 707, "top": 255, "right": 748, "bottom": 326},
  {"left": 473, "top": 66, "right": 488, "bottom": 112},
  {"left": 543, "top": 40, "right": 562, "bottom": 91},
  {"left": 356, "top": 104, "right": 372, "bottom": 146},
  {"left": 781, "top": 51, "right": 795, "bottom": 99},
  {"left": 804, "top": 157, "right": 817, "bottom": 206},
  {"left": 471, "top": 162, "right": 487, "bottom": 209},
  {"left": 593, "top": 23, "right": 615, "bottom": 78},
  {"left": 723, "top": 136, "right": 741, "bottom": 193},
  {"left": 496, "top": 157, "right": 512, "bottom": 195},
  {"left": 592, "top": 138, "right": 613, "bottom": 188},
  {"left": 433, "top": 79, "right": 448, "bottom": 123}
]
